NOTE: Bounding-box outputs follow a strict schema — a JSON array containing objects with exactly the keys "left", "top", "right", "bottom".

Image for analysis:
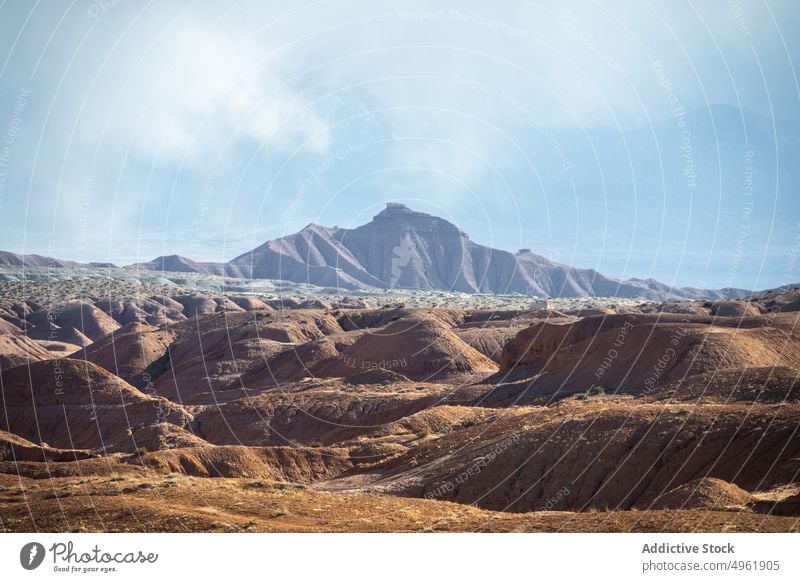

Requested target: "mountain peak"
[
  {"left": 300, "top": 222, "right": 336, "bottom": 233},
  {"left": 375, "top": 202, "right": 417, "bottom": 217},
  {"left": 367, "top": 203, "right": 466, "bottom": 240},
  {"left": 221, "top": 206, "right": 753, "bottom": 300}
]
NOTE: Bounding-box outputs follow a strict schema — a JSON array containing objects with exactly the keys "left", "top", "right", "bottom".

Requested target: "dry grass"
[{"left": 1, "top": 474, "right": 796, "bottom": 533}]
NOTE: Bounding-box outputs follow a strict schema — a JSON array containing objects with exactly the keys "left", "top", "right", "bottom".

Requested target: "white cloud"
[{"left": 124, "top": 19, "right": 330, "bottom": 163}]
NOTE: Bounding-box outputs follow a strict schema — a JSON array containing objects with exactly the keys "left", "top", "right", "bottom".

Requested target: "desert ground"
[{"left": 1, "top": 270, "right": 799, "bottom": 532}]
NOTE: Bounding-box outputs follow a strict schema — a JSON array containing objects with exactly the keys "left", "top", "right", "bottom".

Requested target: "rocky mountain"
[
  {"left": 126, "top": 254, "right": 248, "bottom": 278},
  {"left": 0, "top": 250, "right": 116, "bottom": 269},
  {"left": 3, "top": 205, "right": 760, "bottom": 299},
  {"left": 227, "top": 203, "right": 750, "bottom": 300}
]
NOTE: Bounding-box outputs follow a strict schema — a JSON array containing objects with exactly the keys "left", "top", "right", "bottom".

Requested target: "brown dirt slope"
[
  {"left": 150, "top": 310, "right": 343, "bottom": 401},
  {"left": 456, "top": 327, "right": 519, "bottom": 363},
  {"left": 78, "top": 322, "right": 175, "bottom": 388},
  {"left": 1, "top": 473, "right": 796, "bottom": 532},
  {"left": 0, "top": 333, "right": 53, "bottom": 370},
  {"left": 315, "top": 316, "right": 498, "bottom": 381},
  {"left": 0, "top": 359, "right": 194, "bottom": 452},
  {"left": 24, "top": 300, "right": 121, "bottom": 345},
  {"left": 134, "top": 444, "right": 352, "bottom": 482},
  {"left": 650, "top": 477, "right": 753, "bottom": 510},
  {"left": 0, "top": 430, "right": 97, "bottom": 463},
  {"left": 647, "top": 366, "right": 800, "bottom": 403},
  {"left": 492, "top": 312, "right": 800, "bottom": 401},
  {"left": 334, "top": 400, "right": 800, "bottom": 513},
  {"left": 191, "top": 380, "right": 446, "bottom": 447}
]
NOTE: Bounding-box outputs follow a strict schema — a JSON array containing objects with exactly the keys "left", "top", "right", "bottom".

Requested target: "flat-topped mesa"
[
  {"left": 374, "top": 202, "right": 421, "bottom": 218},
  {"left": 385, "top": 201, "right": 412, "bottom": 210},
  {"left": 370, "top": 202, "right": 464, "bottom": 236}
]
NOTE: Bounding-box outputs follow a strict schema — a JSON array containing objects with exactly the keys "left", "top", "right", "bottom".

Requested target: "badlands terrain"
[{"left": 0, "top": 271, "right": 799, "bottom": 532}]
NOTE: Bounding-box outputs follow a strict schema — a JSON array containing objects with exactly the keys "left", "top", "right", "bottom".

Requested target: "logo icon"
[{"left": 20, "top": 542, "right": 45, "bottom": 570}]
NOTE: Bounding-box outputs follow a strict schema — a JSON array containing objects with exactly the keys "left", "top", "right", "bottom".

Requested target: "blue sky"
[{"left": 0, "top": 0, "right": 798, "bottom": 290}]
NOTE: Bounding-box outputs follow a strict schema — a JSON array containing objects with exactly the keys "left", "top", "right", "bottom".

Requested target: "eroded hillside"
[{"left": 1, "top": 285, "right": 799, "bottom": 532}]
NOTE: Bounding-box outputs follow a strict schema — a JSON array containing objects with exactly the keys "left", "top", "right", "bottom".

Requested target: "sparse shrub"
[
  {"left": 273, "top": 481, "right": 305, "bottom": 490},
  {"left": 121, "top": 446, "right": 149, "bottom": 462}
]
